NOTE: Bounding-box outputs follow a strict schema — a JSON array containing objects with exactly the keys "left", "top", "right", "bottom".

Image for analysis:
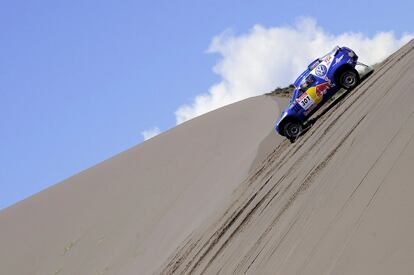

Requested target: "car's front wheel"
[
  {"left": 338, "top": 68, "right": 360, "bottom": 90},
  {"left": 284, "top": 121, "right": 302, "bottom": 142}
]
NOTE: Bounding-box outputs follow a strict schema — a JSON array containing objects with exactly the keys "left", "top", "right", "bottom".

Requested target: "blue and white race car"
[{"left": 276, "top": 46, "right": 361, "bottom": 142}]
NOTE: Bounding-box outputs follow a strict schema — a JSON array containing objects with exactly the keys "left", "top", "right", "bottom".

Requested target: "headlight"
[{"left": 348, "top": 51, "right": 355, "bottom": 57}]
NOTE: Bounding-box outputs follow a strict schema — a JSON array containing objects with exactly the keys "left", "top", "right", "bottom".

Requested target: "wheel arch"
[
  {"left": 278, "top": 115, "right": 302, "bottom": 136},
  {"left": 333, "top": 64, "right": 358, "bottom": 85}
]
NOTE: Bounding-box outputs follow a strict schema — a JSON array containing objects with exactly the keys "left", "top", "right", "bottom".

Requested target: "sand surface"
[
  {"left": 159, "top": 40, "right": 414, "bottom": 275},
  {"left": 1, "top": 39, "right": 414, "bottom": 275},
  {"left": 0, "top": 94, "right": 284, "bottom": 275}
]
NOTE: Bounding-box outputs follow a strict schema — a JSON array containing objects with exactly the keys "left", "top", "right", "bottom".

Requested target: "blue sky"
[{"left": 1, "top": 0, "right": 413, "bottom": 209}]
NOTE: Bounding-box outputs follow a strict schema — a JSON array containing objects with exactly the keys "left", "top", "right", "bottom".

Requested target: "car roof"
[{"left": 293, "top": 46, "right": 340, "bottom": 88}]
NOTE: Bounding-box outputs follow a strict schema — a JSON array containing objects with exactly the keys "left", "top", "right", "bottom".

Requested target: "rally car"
[{"left": 276, "top": 46, "right": 361, "bottom": 142}]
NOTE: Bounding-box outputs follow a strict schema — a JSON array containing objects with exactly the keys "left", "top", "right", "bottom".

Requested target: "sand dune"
[
  {"left": 159, "top": 40, "right": 414, "bottom": 275},
  {"left": 0, "top": 94, "right": 284, "bottom": 275},
  {"left": 1, "top": 39, "right": 414, "bottom": 275}
]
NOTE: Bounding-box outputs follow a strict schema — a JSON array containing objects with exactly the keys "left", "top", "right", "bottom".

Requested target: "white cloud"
[
  {"left": 175, "top": 17, "right": 413, "bottom": 124},
  {"left": 142, "top": 127, "right": 161, "bottom": 141}
]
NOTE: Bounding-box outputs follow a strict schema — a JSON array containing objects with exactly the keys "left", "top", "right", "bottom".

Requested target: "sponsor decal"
[
  {"left": 297, "top": 92, "right": 315, "bottom": 110},
  {"left": 315, "top": 64, "right": 327, "bottom": 77},
  {"left": 298, "top": 80, "right": 332, "bottom": 112},
  {"left": 333, "top": 54, "right": 344, "bottom": 66},
  {"left": 315, "top": 81, "right": 331, "bottom": 97},
  {"left": 324, "top": 55, "right": 332, "bottom": 63}
]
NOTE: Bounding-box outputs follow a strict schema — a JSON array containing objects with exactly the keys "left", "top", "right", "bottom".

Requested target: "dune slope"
[
  {"left": 0, "top": 95, "right": 284, "bottom": 275},
  {"left": 159, "top": 40, "right": 414, "bottom": 275}
]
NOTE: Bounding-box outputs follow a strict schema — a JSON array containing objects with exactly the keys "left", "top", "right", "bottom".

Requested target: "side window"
[
  {"left": 299, "top": 75, "right": 315, "bottom": 92},
  {"left": 308, "top": 59, "right": 321, "bottom": 70}
]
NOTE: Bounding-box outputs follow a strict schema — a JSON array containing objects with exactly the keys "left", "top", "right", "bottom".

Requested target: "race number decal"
[{"left": 297, "top": 93, "right": 315, "bottom": 110}]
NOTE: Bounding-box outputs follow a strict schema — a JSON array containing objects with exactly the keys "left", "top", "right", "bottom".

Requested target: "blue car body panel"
[{"left": 276, "top": 46, "right": 358, "bottom": 135}]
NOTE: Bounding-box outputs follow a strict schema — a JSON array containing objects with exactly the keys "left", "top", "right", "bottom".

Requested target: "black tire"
[
  {"left": 283, "top": 121, "right": 302, "bottom": 142},
  {"left": 338, "top": 68, "right": 360, "bottom": 90}
]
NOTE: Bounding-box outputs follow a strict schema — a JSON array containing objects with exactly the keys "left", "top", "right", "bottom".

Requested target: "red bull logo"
[{"left": 316, "top": 82, "right": 332, "bottom": 97}]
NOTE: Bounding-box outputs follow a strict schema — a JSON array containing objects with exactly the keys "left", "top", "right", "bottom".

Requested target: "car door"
[{"left": 296, "top": 81, "right": 332, "bottom": 116}]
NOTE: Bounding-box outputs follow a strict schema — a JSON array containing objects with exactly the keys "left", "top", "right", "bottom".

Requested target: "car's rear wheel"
[
  {"left": 338, "top": 68, "right": 360, "bottom": 90},
  {"left": 284, "top": 121, "right": 302, "bottom": 142}
]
